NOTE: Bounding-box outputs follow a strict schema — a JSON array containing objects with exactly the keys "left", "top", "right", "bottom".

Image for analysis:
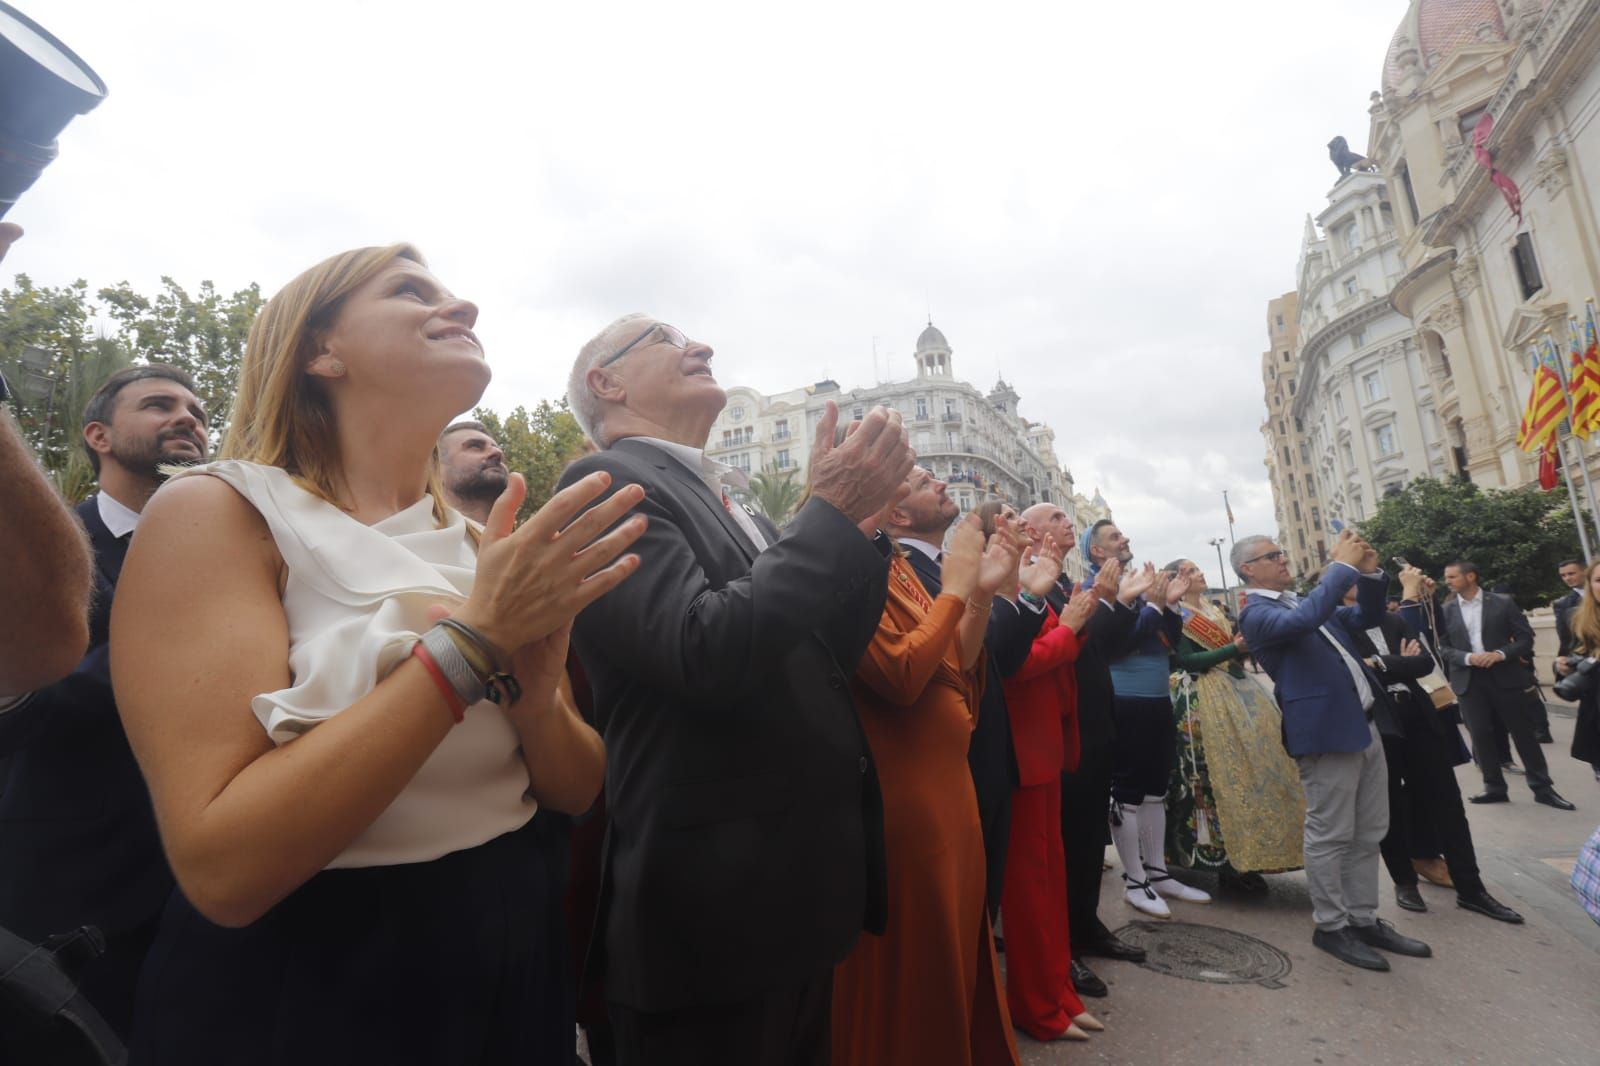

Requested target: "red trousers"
[{"left": 1000, "top": 777, "right": 1084, "bottom": 1041}]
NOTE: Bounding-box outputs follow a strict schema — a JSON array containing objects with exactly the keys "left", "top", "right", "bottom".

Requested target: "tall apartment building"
[{"left": 1259, "top": 292, "right": 1324, "bottom": 574}]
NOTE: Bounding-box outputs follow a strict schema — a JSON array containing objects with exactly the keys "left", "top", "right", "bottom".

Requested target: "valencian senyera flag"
[
  {"left": 1517, "top": 344, "right": 1565, "bottom": 453},
  {"left": 1569, "top": 315, "right": 1600, "bottom": 440}
]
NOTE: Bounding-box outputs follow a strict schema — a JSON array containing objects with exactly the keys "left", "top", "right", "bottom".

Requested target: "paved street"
[{"left": 1015, "top": 706, "right": 1600, "bottom": 1065}]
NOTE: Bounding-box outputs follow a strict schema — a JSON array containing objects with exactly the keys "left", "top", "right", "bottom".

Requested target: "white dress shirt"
[
  {"left": 629, "top": 436, "right": 770, "bottom": 553},
  {"left": 1249, "top": 565, "right": 1375, "bottom": 710},
  {"left": 96, "top": 489, "right": 141, "bottom": 539},
  {"left": 1456, "top": 591, "right": 1486, "bottom": 654}
]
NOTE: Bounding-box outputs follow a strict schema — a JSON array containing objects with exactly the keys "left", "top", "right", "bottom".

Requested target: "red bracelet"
[{"left": 411, "top": 642, "right": 466, "bottom": 723}]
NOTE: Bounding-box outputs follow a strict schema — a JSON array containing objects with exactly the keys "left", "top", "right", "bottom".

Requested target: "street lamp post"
[
  {"left": 15, "top": 345, "right": 59, "bottom": 450},
  {"left": 1208, "top": 537, "right": 1229, "bottom": 601}
]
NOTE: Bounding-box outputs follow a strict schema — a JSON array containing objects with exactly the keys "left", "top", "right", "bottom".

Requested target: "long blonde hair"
[
  {"left": 221, "top": 243, "right": 448, "bottom": 520},
  {"left": 1571, "top": 560, "right": 1600, "bottom": 655}
]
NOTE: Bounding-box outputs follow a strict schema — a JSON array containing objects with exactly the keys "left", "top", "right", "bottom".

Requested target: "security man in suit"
[
  {"left": 1340, "top": 577, "right": 1523, "bottom": 923},
  {"left": 0, "top": 365, "right": 208, "bottom": 1038},
  {"left": 560, "top": 315, "right": 913, "bottom": 1066},
  {"left": 1437, "top": 561, "right": 1575, "bottom": 810},
  {"left": 1552, "top": 558, "right": 1586, "bottom": 689}
]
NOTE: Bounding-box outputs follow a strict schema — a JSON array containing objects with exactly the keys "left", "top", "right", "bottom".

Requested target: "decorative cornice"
[
  {"left": 1534, "top": 142, "right": 1572, "bottom": 198},
  {"left": 1418, "top": 296, "right": 1464, "bottom": 335}
]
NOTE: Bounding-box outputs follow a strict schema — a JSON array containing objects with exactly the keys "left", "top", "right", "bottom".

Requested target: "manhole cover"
[{"left": 1112, "top": 921, "right": 1292, "bottom": 988}]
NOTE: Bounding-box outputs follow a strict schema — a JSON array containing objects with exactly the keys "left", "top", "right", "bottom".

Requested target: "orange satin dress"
[{"left": 831, "top": 554, "right": 1021, "bottom": 1066}]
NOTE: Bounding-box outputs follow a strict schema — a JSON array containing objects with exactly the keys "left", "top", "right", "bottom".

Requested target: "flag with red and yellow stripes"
[
  {"left": 1567, "top": 319, "right": 1600, "bottom": 440},
  {"left": 1517, "top": 344, "right": 1565, "bottom": 452}
]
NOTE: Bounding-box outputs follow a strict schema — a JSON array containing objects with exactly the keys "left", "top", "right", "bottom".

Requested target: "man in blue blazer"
[{"left": 1237, "top": 529, "right": 1431, "bottom": 972}]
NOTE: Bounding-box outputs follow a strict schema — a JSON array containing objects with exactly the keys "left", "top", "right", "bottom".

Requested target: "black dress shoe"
[
  {"left": 1533, "top": 788, "right": 1577, "bottom": 811},
  {"left": 1536, "top": 729, "right": 1555, "bottom": 744},
  {"left": 1394, "top": 884, "right": 1426, "bottom": 912},
  {"left": 1469, "top": 791, "right": 1510, "bottom": 804},
  {"left": 1312, "top": 927, "right": 1389, "bottom": 971},
  {"left": 1457, "top": 890, "right": 1524, "bottom": 923},
  {"left": 1078, "top": 933, "right": 1147, "bottom": 963},
  {"left": 1070, "top": 958, "right": 1108, "bottom": 998},
  {"left": 1350, "top": 918, "right": 1432, "bottom": 958}
]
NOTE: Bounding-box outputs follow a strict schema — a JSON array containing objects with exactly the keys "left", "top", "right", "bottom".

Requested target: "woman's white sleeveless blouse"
[{"left": 168, "top": 460, "right": 534, "bottom": 868}]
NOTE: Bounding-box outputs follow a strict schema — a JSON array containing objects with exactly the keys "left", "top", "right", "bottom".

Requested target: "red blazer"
[{"left": 1001, "top": 605, "right": 1083, "bottom": 787}]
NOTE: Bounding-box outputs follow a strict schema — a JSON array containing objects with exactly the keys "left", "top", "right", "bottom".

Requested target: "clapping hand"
[
  {"left": 977, "top": 522, "right": 1022, "bottom": 597},
  {"left": 1233, "top": 633, "right": 1249, "bottom": 652},
  {"left": 1165, "top": 569, "right": 1193, "bottom": 606},
  {"left": 1119, "top": 561, "right": 1156, "bottom": 605},
  {"left": 1147, "top": 570, "right": 1172, "bottom": 609},
  {"left": 1061, "top": 585, "right": 1098, "bottom": 632},
  {"left": 1019, "top": 533, "right": 1065, "bottom": 598},
  {"left": 1092, "top": 557, "right": 1123, "bottom": 602},
  {"left": 939, "top": 513, "right": 985, "bottom": 600},
  {"left": 808, "top": 401, "right": 916, "bottom": 536}
]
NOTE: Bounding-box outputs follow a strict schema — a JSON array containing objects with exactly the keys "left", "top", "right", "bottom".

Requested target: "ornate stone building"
[
  {"left": 1264, "top": 0, "right": 1600, "bottom": 522},
  {"left": 1367, "top": 0, "right": 1600, "bottom": 487},
  {"left": 705, "top": 322, "right": 1093, "bottom": 570}
]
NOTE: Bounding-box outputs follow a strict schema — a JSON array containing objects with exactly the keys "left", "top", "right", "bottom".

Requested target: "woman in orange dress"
[{"left": 831, "top": 511, "right": 1021, "bottom": 1066}]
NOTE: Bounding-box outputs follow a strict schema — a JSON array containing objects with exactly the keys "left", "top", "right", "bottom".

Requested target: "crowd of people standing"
[{"left": 1, "top": 234, "right": 1595, "bottom": 1065}]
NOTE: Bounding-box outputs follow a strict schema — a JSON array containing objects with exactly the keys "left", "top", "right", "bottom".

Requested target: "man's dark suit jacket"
[
  {"left": 1437, "top": 591, "right": 1536, "bottom": 696},
  {"left": 903, "top": 547, "right": 1037, "bottom": 794},
  {"left": 1050, "top": 579, "right": 1137, "bottom": 767},
  {"left": 560, "top": 440, "right": 890, "bottom": 1013},
  {"left": 1343, "top": 611, "right": 1438, "bottom": 740},
  {"left": 1554, "top": 588, "right": 1582, "bottom": 679},
  {"left": 0, "top": 497, "right": 173, "bottom": 946}
]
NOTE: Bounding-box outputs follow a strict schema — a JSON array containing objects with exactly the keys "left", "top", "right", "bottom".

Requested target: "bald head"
[{"left": 1020, "top": 502, "right": 1075, "bottom": 554}]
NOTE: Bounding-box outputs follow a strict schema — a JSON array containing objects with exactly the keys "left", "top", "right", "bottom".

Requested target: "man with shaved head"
[{"left": 1018, "top": 504, "right": 1148, "bottom": 996}]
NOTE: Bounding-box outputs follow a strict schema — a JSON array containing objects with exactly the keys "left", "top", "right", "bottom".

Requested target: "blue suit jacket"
[{"left": 1238, "top": 564, "right": 1388, "bottom": 757}]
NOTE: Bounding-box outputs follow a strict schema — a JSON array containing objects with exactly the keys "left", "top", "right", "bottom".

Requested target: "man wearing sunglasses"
[
  {"left": 560, "top": 314, "right": 914, "bottom": 1066},
  {"left": 1237, "top": 529, "right": 1432, "bottom": 973}
]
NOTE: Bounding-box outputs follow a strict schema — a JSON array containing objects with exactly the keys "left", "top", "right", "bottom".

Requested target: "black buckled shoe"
[
  {"left": 1070, "top": 958, "right": 1108, "bottom": 998},
  {"left": 1395, "top": 884, "right": 1426, "bottom": 912},
  {"left": 1312, "top": 927, "right": 1389, "bottom": 971},
  {"left": 1350, "top": 918, "right": 1432, "bottom": 958},
  {"left": 1456, "top": 890, "right": 1524, "bottom": 924},
  {"left": 1469, "top": 791, "right": 1510, "bottom": 804}
]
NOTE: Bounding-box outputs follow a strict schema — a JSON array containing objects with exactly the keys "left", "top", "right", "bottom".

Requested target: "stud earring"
[{"left": 326, "top": 359, "right": 346, "bottom": 377}]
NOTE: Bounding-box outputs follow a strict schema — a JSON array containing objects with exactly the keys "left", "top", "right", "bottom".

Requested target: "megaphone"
[{"left": 0, "top": 1, "right": 107, "bottom": 219}]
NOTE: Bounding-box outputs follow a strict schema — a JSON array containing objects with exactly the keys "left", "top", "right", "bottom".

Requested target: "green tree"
[
  {"left": 0, "top": 276, "right": 131, "bottom": 500},
  {"left": 98, "top": 276, "right": 264, "bottom": 439},
  {"left": 744, "top": 464, "right": 804, "bottom": 525},
  {"left": 472, "top": 399, "right": 589, "bottom": 521},
  {"left": 1356, "top": 477, "right": 1588, "bottom": 609}
]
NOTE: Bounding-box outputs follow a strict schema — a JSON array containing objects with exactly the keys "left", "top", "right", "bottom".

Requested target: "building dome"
[
  {"left": 1381, "top": 0, "right": 1529, "bottom": 95},
  {"left": 916, "top": 321, "right": 950, "bottom": 352}
]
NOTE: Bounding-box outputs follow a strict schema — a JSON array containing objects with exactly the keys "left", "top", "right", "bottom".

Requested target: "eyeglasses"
[
  {"left": 1243, "top": 550, "right": 1287, "bottom": 565},
  {"left": 599, "top": 322, "right": 690, "bottom": 368}
]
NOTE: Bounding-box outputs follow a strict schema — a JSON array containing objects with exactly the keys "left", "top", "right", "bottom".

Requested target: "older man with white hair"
[{"left": 558, "top": 314, "right": 915, "bottom": 1066}]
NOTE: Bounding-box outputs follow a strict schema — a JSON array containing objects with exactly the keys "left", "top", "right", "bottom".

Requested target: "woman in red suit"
[{"left": 979, "top": 502, "right": 1105, "bottom": 1043}]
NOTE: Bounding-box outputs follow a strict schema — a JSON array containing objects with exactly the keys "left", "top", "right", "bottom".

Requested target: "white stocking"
[
  {"left": 1138, "top": 796, "right": 1168, "bottom": 877},
  {"left": 1110, "top": 802, "right": 1145, "bottom": 885}
]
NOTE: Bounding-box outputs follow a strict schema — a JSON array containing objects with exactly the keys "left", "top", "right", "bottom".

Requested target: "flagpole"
[
  {"left": 1539, "top": 340, "right": 1596, "bottom": 559},
  {"left": 1547, "top": 330, "right": 1600, "bottom": 538}
]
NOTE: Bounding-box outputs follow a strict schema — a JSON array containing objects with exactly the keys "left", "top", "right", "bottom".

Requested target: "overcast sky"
[{"left": 13, "top": 0, "right": 1410, "bottom": 586}]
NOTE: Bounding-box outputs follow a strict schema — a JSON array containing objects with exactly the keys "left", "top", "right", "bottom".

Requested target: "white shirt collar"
[
  {"left": 1457, "top": 590, "right": 1482, "bottom": 607},
  {"left": 96, "top": 489, "right": 142, "bottom": 539},
  {"left": 626, "top": 436, "right": 747, "bottom": 489},
  {"left": 1247, "top": 586, "right": 1285, "bottom": 600},
  {"left": 898, "top": 537, "right": 942, "bottom": 562}
]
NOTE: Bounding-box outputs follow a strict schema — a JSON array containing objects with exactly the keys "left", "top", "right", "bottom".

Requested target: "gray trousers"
[{"left": 1295, "top": 722, "right": 1390, "bottom": 931}]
